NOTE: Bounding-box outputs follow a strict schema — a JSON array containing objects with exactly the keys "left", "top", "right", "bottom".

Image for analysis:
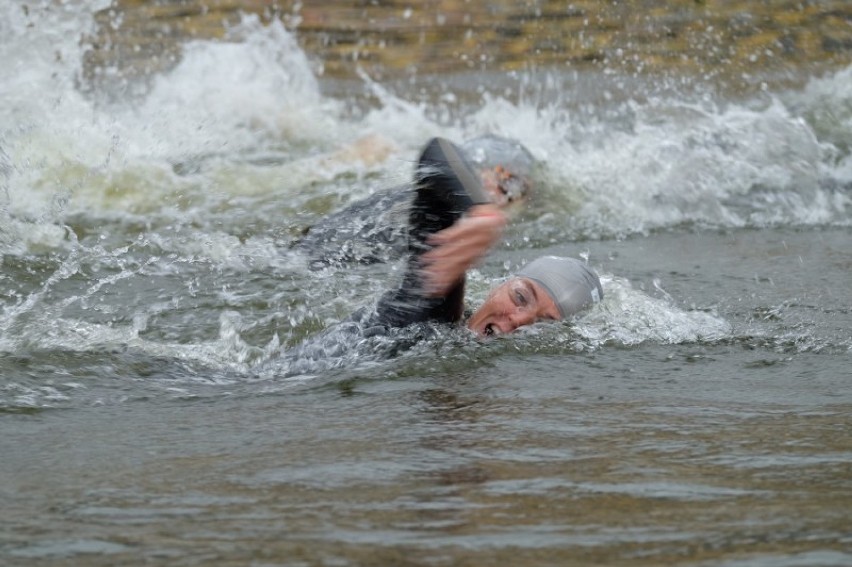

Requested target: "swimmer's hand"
[
  {"left": 323, "top": 133, "right": 397, "bottom": 168},
  {"left": 420, "top": 204, "right": 507, "bottom": 297}
]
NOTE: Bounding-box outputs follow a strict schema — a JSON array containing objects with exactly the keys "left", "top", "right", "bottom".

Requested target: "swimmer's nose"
[{"left": 507, "top": 310, "right": 535, "bottom": 332}]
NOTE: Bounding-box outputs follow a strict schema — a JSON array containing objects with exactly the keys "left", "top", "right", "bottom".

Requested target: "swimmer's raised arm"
[{"left": 371, "top": 137, "right": 493, "bottom": 327}]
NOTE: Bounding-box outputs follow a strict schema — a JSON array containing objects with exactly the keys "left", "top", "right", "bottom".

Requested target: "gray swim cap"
[
  {"left": 460, "top": 134, "right": 535, "bottom": 202},
  {"left": 461, "top": 134, "right": 536, "bottom": 178},
  {"left": 517, "top": 256, "right": 603, "bottom": 319}
]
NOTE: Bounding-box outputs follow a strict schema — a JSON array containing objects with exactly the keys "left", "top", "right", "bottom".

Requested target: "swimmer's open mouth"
[{"left": 484, "top": 324, "right": 495, "bottom": 336}]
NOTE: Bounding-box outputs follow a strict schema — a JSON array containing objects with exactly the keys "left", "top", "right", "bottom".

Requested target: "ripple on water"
[{"left": 7, "top": 540, "right": 130, "bottom": 559}]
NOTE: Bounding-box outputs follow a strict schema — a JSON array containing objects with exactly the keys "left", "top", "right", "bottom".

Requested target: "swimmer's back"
[{"left": 293, "top": 186, "right": 413, "bottom": 268}]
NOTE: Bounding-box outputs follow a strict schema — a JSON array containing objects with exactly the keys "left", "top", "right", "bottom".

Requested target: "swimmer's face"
[
  {"left": 479, "top": 166, "right": 532, "bottom": 208},
  {"left": 467, "top": 277, "right": 561, "bottom": 337}
]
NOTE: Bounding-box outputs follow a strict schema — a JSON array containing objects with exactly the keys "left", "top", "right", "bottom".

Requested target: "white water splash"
[
  {"left": 574, "top": 276, "right": 732, "bottom": 347},
  {"left": 470, "top": 93, "right": 846, "bottom": 233},
  {"left": 130, "top": 16, "right": 345, "bottom": 158},
  {"left": 0, "top": 11, "right": 394, "bottom": 225}
]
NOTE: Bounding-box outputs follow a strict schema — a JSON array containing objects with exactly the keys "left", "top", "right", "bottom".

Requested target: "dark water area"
[{"left": 2, "top": 1, "right": 852, "bottom": 566}]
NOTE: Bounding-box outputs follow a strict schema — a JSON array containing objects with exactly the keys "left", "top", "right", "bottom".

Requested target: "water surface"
[{"left": 1, "top": 2, "right": 851, "bottom": 565}]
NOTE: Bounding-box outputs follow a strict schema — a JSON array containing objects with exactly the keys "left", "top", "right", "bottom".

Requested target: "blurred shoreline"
[{"left": 82, "top": 0, "right": 852, "bottom": 95}]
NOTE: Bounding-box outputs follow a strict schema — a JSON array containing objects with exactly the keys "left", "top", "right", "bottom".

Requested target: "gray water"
[{"left": 2, "top": 3, "right": 851, "bottom": 566}]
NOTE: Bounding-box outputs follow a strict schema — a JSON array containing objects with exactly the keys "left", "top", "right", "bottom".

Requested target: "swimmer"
[
  {"left": 281, "top": 137, "right": 601, "bottom": 374},
  {"left": 365, "top": 137, "right": 602, "bottom": 336},
  {"left": 294, "top": 134, "right": 537, "bottom": 268}
]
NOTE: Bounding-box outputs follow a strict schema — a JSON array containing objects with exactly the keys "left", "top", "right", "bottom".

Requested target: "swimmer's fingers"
[
  {"left": 420, "top": 205, "right": 506, "bottom": 296},
  {"left": 423, "top": 218, "right": 502, "bottom": 269},
  {"left": 427, "top": 204, "right": 506, "bottom": 248}
]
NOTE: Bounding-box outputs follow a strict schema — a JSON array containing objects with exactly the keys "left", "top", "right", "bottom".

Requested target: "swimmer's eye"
[{"left": 513, "top": 289, "right": 529, "bottom": 307}]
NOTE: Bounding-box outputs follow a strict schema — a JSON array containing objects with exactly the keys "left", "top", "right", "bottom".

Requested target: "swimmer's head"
[
  {"left": 467, "top": 256, "right": 603, "bottom": 337},
  {"left": 461, "top": 135, "right": 536, "bottom": 207}
]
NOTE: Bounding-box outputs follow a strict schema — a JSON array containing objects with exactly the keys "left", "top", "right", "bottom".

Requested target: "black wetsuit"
[
  {"left": 294, "top": 186, "right": 413, "bottom": 268},
  {"left": 273, "top": 138, "right": 489, "bottom": 376}
]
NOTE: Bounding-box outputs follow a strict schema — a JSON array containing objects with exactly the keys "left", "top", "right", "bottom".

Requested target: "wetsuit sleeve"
[{"left": 371, "top": 138, "right": 489, "bottom": 328}]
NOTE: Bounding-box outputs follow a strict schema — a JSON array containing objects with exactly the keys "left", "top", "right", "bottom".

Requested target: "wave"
[{"left": 2, "top": 9, "right": 850, "bottom": 238}]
